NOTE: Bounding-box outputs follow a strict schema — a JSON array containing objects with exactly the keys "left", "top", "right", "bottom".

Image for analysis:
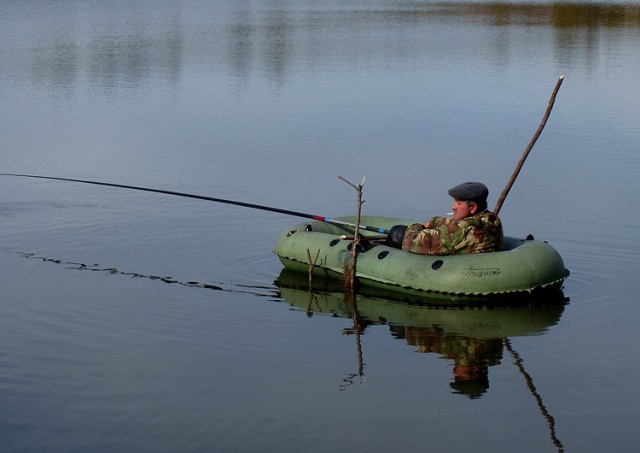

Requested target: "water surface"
[{"left": 1, "top": 1, "right": 639, "bottom": 451}]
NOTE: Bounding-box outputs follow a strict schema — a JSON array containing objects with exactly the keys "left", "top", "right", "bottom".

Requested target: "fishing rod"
[{"left": 0, "top": 173, "right": 390, "bottom": 234}]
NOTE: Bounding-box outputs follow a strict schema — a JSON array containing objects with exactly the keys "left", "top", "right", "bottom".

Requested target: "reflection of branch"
[
  {"left": 504, "top": 339, "right": 564, "bottom": 452},
  {"left": 300, "top": 283, "right": 365, "bottom": 391},
  {"left": 339, "top": 371, "right": 363, "bottom": 391},
  {"left": 340, "top": 292, "right": 366, "bottom": 391},
  {"left": 354, "top": 320, "right": 364, "bottom": 378},
  {"left": 305, "top": 290, "right": 321, "bottom": 317}
]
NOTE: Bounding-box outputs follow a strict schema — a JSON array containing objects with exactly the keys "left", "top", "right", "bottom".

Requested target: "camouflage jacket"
[{"left": 402, "top": 210, "right": 504, "bottom": 256}]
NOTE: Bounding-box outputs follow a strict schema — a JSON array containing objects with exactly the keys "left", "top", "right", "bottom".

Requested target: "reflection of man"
[
  {"left": 391, "top": 325, "right": 503, "bottom": 399},
  {"left": 450, "top": 364, "right": 491, "bottom": 399}
]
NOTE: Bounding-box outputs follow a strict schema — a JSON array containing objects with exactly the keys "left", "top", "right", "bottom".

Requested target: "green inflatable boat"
[
  {"left": 275, "top": 269, "right": 567, "bottom": 336},
  {"left": 273, "top": 216, "right": 569, "bottom": 299}
]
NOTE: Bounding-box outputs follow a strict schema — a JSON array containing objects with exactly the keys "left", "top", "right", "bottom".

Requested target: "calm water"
[{"left": 1, "top": 1, "right": 639, "bottom": 451}]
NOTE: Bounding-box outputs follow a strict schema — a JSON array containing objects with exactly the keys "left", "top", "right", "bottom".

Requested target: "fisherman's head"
[{"left": 448, "top": 182, "right": 489, "bottom": 221}]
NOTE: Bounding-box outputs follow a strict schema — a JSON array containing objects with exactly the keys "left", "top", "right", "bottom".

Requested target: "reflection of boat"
[
  {"left": 275, "top": 269, "right": 567, "bottom": 399},
  {"left": 275, "top": 269, "right": 567, "bottom": 338},
  {"left": 273, "top": 216, "right": 569, "bottom": 299}
]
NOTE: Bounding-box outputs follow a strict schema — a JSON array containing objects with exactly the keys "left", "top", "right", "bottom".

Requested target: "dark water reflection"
[
  {"left": 424, "top": 2, "right": 640, "bottom": 28},
  {"left": 275, "top": 279, "right": 568, "bottom": 449},
  {"left": 276, "top": 270, "right": 568, "bottom": 398},
  {"left": 3, "top": 2, "right": 639, "bottom": 95}
]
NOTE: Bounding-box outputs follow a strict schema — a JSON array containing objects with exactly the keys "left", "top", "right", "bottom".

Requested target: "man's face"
[{"left": 452, "top": 199, "right": 475, "bottom": 221}]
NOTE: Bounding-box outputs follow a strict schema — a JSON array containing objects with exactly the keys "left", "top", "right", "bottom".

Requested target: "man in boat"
[{"left": 388, "top": 181, "right": 504, "bottom": 255}]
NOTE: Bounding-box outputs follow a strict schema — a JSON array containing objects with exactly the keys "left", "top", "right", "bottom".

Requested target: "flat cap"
[{"left": 448, "top": 182, "right": 489, "bottom": 202}]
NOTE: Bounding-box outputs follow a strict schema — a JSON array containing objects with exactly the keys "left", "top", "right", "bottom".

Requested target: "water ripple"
[
  {"left": 553, "top": 220, "right": 639, "bottom": 306},
  {"left": 13, "top": 250, "right": 279, "bottom": 299}
]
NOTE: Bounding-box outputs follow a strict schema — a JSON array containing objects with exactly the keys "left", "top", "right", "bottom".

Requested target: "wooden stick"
[
  {"left": 306, "top": 248, "right": 320, "bottom": 288},
  {"left": 338, "top": 176, "right": 366, "bottom": 294},
  {"left": 493, "top": 75, "right": 565, "bottom": 216}
]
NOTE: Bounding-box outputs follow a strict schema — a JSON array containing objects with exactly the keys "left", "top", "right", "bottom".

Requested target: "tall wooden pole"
[{"left": 494, "top": 75, "right": 565, "bottom": 216}]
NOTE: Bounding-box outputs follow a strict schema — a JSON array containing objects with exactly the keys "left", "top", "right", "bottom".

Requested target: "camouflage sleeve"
[
  {"left": 402, "top": 223, "right": 429, "bottom": 254},
  {"left": 403, "top": 213, "right": 504, "bottom": 255},
  {"left": 402, "top": 217, "right": 461, "bottom": 255}
]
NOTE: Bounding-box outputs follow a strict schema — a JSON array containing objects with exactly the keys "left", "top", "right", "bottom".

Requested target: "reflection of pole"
[{"left": 504, "top": 339, "right": 564, "bottom": 452}]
